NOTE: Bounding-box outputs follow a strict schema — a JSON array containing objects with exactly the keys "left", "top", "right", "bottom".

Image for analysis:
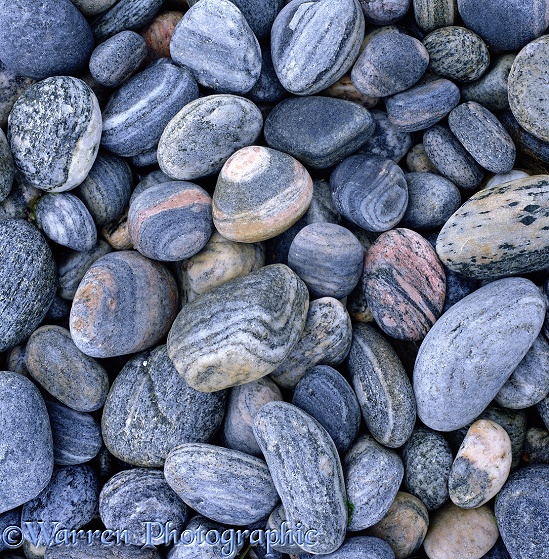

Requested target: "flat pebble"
[
  {"left": 358, "top": 110, "right": 412, "bottom": 163},
  {"left": 0, "top": 60, "right": 35, "bottom": 128},
  {"left": 413, "top": 0, "right": 456, "bottom": 32},
  {"left": 359, "top": 0, "right": 410, "bottom": 24},
  {"left": 0, "top": 129, "right": 14, "bottom": 202}
]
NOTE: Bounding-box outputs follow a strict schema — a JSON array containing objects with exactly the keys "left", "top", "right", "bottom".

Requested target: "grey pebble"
[
  {"left": 44, "top": 293, "right": 71, "bottom": 325},
  {"left": 300, "top": 536, "right": 395, "bottom": 559},
  {"left": 247, "top": 44, "right": 287, "bottom": 104},
  {"left": 0, "top": 60, "right": 35, "bottom": 128},
  {"left": 0, "top": 177, "right": 40, "bottom": 222},
  {"left": 359, "top": 0, "right": 410, "bottom": 24},
  {"left": 129, "top": 146, "right": 158, "bottom": 168},
  {"left": 442, "top": 269, "right": 479, "bottom": 313},
  {"left": 70, "top": 0, "right": 118, "bottom": 17},
  {"left": 538, "top": 393, "right": 549, "bottom": 432},
  {"left": 6, "top": 344, "right": 29, "bottom": 377},
  {"left": 413, "top": 0, "right": 457, "bottom": 32},
  {"left": 523, "top": 428, "right": 549, "bottom": 465},
  {"left": 266, "top": 504, "right": 302, "bottom": 555},
  {"left": 130, "top": 170, "right": 172, "bottom": 205},
  {"left": 44, "top": 540, "right": 162, "bottom": 558},
  {"left": 481, "top": 539, "right": 512, "bottom": 559},
  {"left": 0, "top": 129, "right": 14, "bottom": 202},
  {"left": 225, "top": 0, "right": 285, "bottom": 40}
]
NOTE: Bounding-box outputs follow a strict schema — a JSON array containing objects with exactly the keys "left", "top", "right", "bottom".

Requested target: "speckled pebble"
[
  {"left": 413, "top": 0, "right": 456, "bottom": 32},
  {"left": 0, "top": 129, "right": 14, "bottom": 203}
]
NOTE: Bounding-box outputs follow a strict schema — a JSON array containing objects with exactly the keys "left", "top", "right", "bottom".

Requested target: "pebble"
[
  {"left": 292, "top": 365, "right": 361, "bottom": 454},
  {"left": 322, "top": 74, "right": 379, "bottom": 109},
  {"left": 270, "top": 0, "right": 365, "bottom": 96},
  {"left": 89, "top": 31, "right": 148, "bottom": 88},
  {"left": 70, "top": 0, "right": 118, "bottom": 17},
  {"left": 8, "top": 76, "right": 101, "bottom": 192},
  {"left": 0, "top": 0, "right": 94, "bottom": 79},
  {"left": 0, "top": 509, "right": 21, "bottom": 553},
  {"left": 413, "top": 0, "right": 456, "bottom": 32},
  {"left": 330, "top": 154, "right": 408, "bottom": 232},
  {"left": 70, "top": 250, "right": 179, "bottom": 358},
  {"left": 141, "top": 11, "right": 184, "bottom": 60},
  {"left": 448, "top": 102, "right": 516, "bottom": 173},
  {"left": 264, "top": 96, "right": 375, "bottom": 169},
  {"left": 0, "top": 219, "right": 56, "bottom": 351},
  {"left": 362, "top": 228, "right": 446, "bottom": 340},
  {"left": 158, "top": 95, "right": 263, "bottom": 181},
  {"left": 495, "top": 465, "right": 549, "bottom": 559},
  {"left": 225, "top": 0, "right": 284, "bottom": 40},
  {"left": 485, "top": 170, "right": 530, "bottom": 189},
  {"left": 481, "top": 539, "right": 512, "bottom": 559},
  {"left": 129, "top": 145, "right": 158, "bottom": 168},
  {"left": 436, "top": 175, "right": 549, "bottom": 278},
  {"left": 385, "top": 78, "right": 460, "bottom": 132},
  {"left": 0, "top": 372, "right": 53, "bottom": 514},
  {"left": 100, "top": 209, "right": 134, "bottom": 251},
  {"left": 45, "top": 541, "right": 162, "bottom": 558},
  {"left": 253, "top": 401, "right": 347, "bottom": 554},
  {"left": 102, "top": 345, "right": 226, "bottom": 467},
  {"left": 344, "top": 434, "right": 404, "bottom": 531},
  {"left": 212, "top": 146, "right": 313, "bottom": 243},
  {"left": 269, "top": 297, "right": 352, "bottom": 389},
  {"left": 442, "top": 269, "right": 479, "bottom": 313},
  {"left": 423, "top": 502, "right": 499, "bottom": 559},
  {"left": 6, "top": 344, "right": 29, "bottom": 377},
  {"left": 539, "top": 394, "right": 549, "bottom": 431},
  {"left": 359, "top": 0, "right": 411, "bottom": 24},
  {"left": 164, "top": 443, "right": 279, "bottom": 525},
  {"left": 101, "top": 61, "right": 199, "bottom": 157},
  {"left": 414, "top": 277, "right": 546, "bottom": 431},
  {"left": 167, "top": 264, "right": 308, "bottom": 392},
  {"left": 130, "top": 170, "right": 172, "bottom": 204},
  {"left": 25, "top": 325, "right": 109, "bottom": 412},
  {"left": 0, "top": 60, "right": 35, "bottom": 128},
  {"left": 170, "top": 0, "right": 261, "bottom": 94},
  {"left": 99, "top": 468, "right": 189, "bottom": 545},
  {"left": 247, "top": 44, "right": 287, "bottom": 104},
  {"left": 300, "top": 536, "right": 395, "bottom": 559},
  {"left": 266, "top": 504, "right": 302, "bottom": 555},
  {"left": 523, "top": 428, "right": 549, "bottom": 465},
  {"left": 0, "top": 129, "right": 14, "bottom": 203},
  {"left": 405, "top": 143, "right": 439, "bottom": 173}
]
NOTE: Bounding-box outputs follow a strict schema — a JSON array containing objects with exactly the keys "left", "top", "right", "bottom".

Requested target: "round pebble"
[
  {"left": 413, "top": 0, "right": 456, "bottom": 32},
  {"left": 359, "top": 0, "right": 411, "bottom": 24}
]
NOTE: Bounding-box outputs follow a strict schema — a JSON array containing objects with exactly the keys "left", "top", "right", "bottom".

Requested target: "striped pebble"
[
  {"left": 70, "top": 250, "right": 179, "bottom": 358},
  {"left": 0, "top": 130, "right": 14, "bottom": 202},
  {"left": 167, "top": 264, "right": 308, "bottom": 392},
  {"left": 8, "top": 76, "right": 101, "bottom": 192},
  {"left": 128, "top": 181, "right": 212, "bottom": 262},
  {"left": 213, "top": 146, "right": 313, "bottom": 243},
  {"left": 359, "top": 109, "right": 412, "bottom": 163},
  {"left": 413, "top": 0, "right": 456, "bottom": 32},
  {"left": 164, "top": 443, "right": 279, "bottom": 525},
  {"left": 362, "top": 228, "right": 446, "bottom": 341}
]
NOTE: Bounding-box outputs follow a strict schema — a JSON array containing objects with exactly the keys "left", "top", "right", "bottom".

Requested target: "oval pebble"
[
  {"left": 213, "top": 146, "right": 313, "bottom": 243},
  {"left": 0, "top": 129, "right": 14, "bottom": 203},
  {"left": 359, "top": 109, "right": 412, "bottom": 163},
  {"left": 70, "top": 250, "right": 179, "bottom": 358},
  {"left": 359, "top": 0, "right": 410, "bottom": 24},
  {"left": 8, "top": 76, "right": 101, "bottom": 192},
  {"left": 413, "top": 0, "right": 456, "bottom": 32},
  {"left": 164, "top": 443, "right": 279, "bottom": 525},
  {"left": 158, "top": 95, "right": 263, "bottom": 181},
  {"left": 140, "top": 11, "right": 184, "bottom": 60}
]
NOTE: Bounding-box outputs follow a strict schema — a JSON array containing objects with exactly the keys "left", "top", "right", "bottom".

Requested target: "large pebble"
[
  {"left": 413, "top": 0, "right": 456, "bottom": 32},
  {"left": 0, "top": 130, "right": 14, "bottom": 202},
  {"left": 359, "top": 109, "right": 412, "bottom": 163},
  {"left": 164, "top": 443, "right": 279, "bottom": 525},
  {"left": 413, "top": 277, "right": 546, "bottom": 431},
  {"left": 70, "top": 250, "right": 179, "bottom": 358},
  {"left": 8, "top": 76, "right": 101, "bottom": 192}
]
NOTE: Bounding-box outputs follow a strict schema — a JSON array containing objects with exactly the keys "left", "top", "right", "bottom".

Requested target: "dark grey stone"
[
  {"left": 226, "top": 0, "right": 285, "bottom": 40},
  {"left": 523, "top": 428, "right": 549, "bottom": 466},
  {"left": 538, "top": 393, "right": 549, "bottom": 431},
  {"left": 45, "top": 541, "right": 162, "bottom": 558},
  {"left": 0, "top": 176, "right": 41, "bottom": 222},
  {"left": 299, "top": 536, "right": 395, "bottom": 559},
  {"left": 128, "top": 145, "right": 158, "bottom": 168},
  {"left": 442, "top": 268, "right": 479, "bottom": 313},
  {"left": 0, "top": 129, "right": 14, "bottom": 203},
  {"left": 44, "top": 293, "right": 71, "bottom": 325},
  {"left": 0, "top": 60, "right": 35, "bottom": 128},
  {"left": 130, "top": 170, "right": 172, "bottom": 205},
  {"left": 6, "top": 344, "right": 29, "bottom": 377},
  {"left": 0, "top": 508, "right": 21, "bottom": 553},
  {"left": 247, "top": 44, "right": 287, "bottom": 104},
  {"left": 481, "top": 539, "right": 511, "bottom": 559},
  {"left": 358, "top": 0, "right": 410, "bottom": 24}
]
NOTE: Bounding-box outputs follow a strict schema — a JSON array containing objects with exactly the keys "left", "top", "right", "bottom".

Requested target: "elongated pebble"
[
  {"left": 359, "top": 110, "right": 412, "bottom": 163},
  {"left": 164, "top": 443, "right": 279, "bottom": 525},
  {"left": 0, "top": 130, "right": 14, "bottom": 203},
  {"left": 0, "top": 60, "right": 35, "bottom": 128},
  {"left": 254, "top": 402, "right": 347, "bottom": 554},
  {"left": 413, "top": 0, "right": 456, "bottom": 32},
  {"left": 70, "top": 250, "right": 179, "bottom": 358}
]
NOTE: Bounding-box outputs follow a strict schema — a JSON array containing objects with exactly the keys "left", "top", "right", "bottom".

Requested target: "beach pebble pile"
[{"left": 1, "top": 1, "right": 549, "bottom": 559}]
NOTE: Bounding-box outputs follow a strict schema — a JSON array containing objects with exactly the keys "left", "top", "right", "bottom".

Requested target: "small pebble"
[
  {"left": 70, "top": 0, "right": 118, "bottom": 17},
  {"left": 484, "top": 170, "right": 529, "bottom": 189},
  {"left": 442, "top": 269, "right": 479, "bottom": 313},
  {"left": 100, "top": 210, "right": 133, "bottom": 250},
  {"left": 322, "top": 74, "right": 379, "bottom": 109}
]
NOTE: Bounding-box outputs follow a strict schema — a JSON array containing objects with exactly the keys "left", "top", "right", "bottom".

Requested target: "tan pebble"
[
  {"left": 322, "top": 74, "right": 379, "bottom": 108},
  {"left": 100, "top": 208, "right": 133, "bottom": 250},
  {"left": 141, "top": 11, "right": 184, "bottom": 60},
  {"left": 406, "top": 143, "right": 439, "bottom": 173}
]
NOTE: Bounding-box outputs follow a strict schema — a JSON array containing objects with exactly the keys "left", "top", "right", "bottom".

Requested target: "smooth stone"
[
  {"left": 158, "top": 95, "right": 263, "bottom": 181},
  {"left": 351, "top": 32, "right": 428, "bottom": 97},
  {"left": 170, "top": 0, "right": 261, "bottom": 94},
  {"left": 442, "top": 269, "right": 479, "bottom": 313},
  {"left": 129, "top": 145, "right": 158, "bottom": 167},
  {"left": 358, "top": 0, "right": 410, "bottom": 24},
  {"left": 213, "top": 146, "right": 313, "bottom": 243},
  {"left": 264, "top": 96, "right": 375, "bottom": 169},
  {"left": 413, "top": 0, "right": 456, "bottom": 32},
  {"left": 6, "top": 344, "right": 29, "bottom": 377},
  {"left": 70, "top": 250, "right": 179, "bottom": 358},
  {"left": 423, "top": 503, "right": 499, "bottom": 559},
  {"left": 0, "top": 129, "right": 14, "bottom": 202},
  {"left": 164, "top": 443, "right": 279, "bottom": 525},
  {"left": 362, "top": 228, "right": 446, "bottom": 341},
  {"left": 322, "top": 73, "right": 379, "bottom": 109},
  {"left": 0, "top": 372, "right": 53, "bottom": 514},
  {"left": 405, "top": 143, "right": 439, "bottom": 173},
  {"left": 457, "top": 0, "right": 549, "bottom": 52},
  {"left": 100, "top": 209, "right": 134, "bottom": 250},
  {"left": 26, "top": 325, "right": 109, "bottom": 412},
  {"left": 0, "top": 509, "right": 21, "bottom": 553},
  {"left": 367, "top": 492, "right": 429, "bottom": 559},
  {"left": 0, "top": 220, "right": 56, "bottom": 351},
  {"left": 330, "top": 154, "right": 408, "bottom": 232},
  {"left": 436, "top": 175, "right": 549, "bottom": 278},
  {"left": 141, "top": 11, "right": 184, "bottom": 60},
  {"left": 247, "top": 44, "right": 287, "bottom": 104},
  {"left": 168, "top": 264, "right": 308, "bottom": 392},
  {"left": 344, "top": 434, "right": 404, "bottom": 531},
  {"left": 130, "top": 170, "right": 172, "bottom": 204},
  {"left": 495, "top": 465, "right": 549, "bottom": 559},
  {"left": 70, "top": 0, "right": 118, "bottom": 16},
  {"left": 266, "top": 504, "right": 302, "bottom": 555},
  {"left": 223, "top": 377, "right": 283, "bottom": 457},
  {"left": 348, "top": 323, "right": 416, "bottom": 448},
  {"left": 413, "top": 277, "right": 546, "bottom": 431},
  {"left": 448, "top": 102, "right": 516, "bottom": 173},
  {"left": 0, "top": 60, "right": 35, "bottom": 128},
  {"left": 461, "top": 54, "right": 515, "bottom": 113},
  {"left": 299, "top": 536, "right": 395, "bottom": 559},
  {"left": 89, "top": 31, "right": 147, "bottom": 88},
  {"left": 271, "top": 0, "right": 365, "bottom": 96},
  {"left": 101, "top": 61, "right": 199, "bottom": 157},
  {"left": 523, "top": 428, "right": 549, "bottom": 465},
  {"left": 485, "top": 170, "right": 530, "bottom": 189},
  {"left": 402, "top": 172, "right": 461, "bottom": 229},
  {"left": 102, "top": 345, "right": 226, "bottom": 467},
  {"left": 100, "top": 468, "right": 188, "bottom": 545},
  {"left": 423, "top": 124, "right": 485, "bottom": 190},
  {"left": 292, "top": 365, "right": 361, "bottom": 454},
  {"left": 45, "top": 541, "right": 162, "bottom": 558},
  {"left": 0, "top": 0, "right": 94, "bottom": 79},
  {"left": 8, "top": 76, "right": 101, "bottom": 192},
  {"left": 35, "top": 193, "right": 97, "bottom": 252},
  {"left": 270, "top": 297, "right": 352, "bottom": 389},
  {"left": 449, "top": 420, "right": 511, "bottom": 509},
  {"left": 46, "top": 401, "right": 102, "bottom": 466},
  {"left": 91, "top": 0, "right": 163, "bottom": 42},
  {"left": 225, "top": 0, "right": 284, "bottom": 39},
  {"left": 253, "top": 401, "right": 347, "bottom": 554},
  {"left": 385, "top": 78, "right": 460, "bottom": 132}
]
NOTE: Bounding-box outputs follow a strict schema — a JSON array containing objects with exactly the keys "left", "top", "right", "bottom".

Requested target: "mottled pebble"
[
  {"left": 141, "top": 11, "right": 184, "bottom": 60},
  {"left": 358, "top": 110, "right": 412, "bottom": 163},
  {"left": 405, "top": 143, "right": 439, "bottom": 173},
  {"left": 413, "top": 0, "right": 456, "bottom": 32}
]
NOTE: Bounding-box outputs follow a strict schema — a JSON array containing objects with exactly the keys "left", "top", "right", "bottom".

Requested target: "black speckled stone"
[
  {"left": 0, "top": 219, "right": 56, "bottom": 351},
  {"left": 523, "top": 428, "right": 549, "bottom": 466},
  {"left": 101, "top": 61, "right": 199, "bottom": 157},
  {"left": 0, "top": 130, "right": 14, "bottom": 203},
  {"left": 0, "top": 60, "right": 35, "bottom": 128},
  {"left": 170, "top": 0, "right": 261, "bottom": 94},
  {"left": 300, "top": 536, "right": 395, "bottom": 559},
  {"left": 100, "top": 468, "right": 188, "bottom": 546},
  {"left": 413, "top": 0, "right": 456, "bottom": 32},
  {"left": 359, "top": 0, "right": 410, "bottom": 24},
  {"left": 495, "top": 465, "right": 549, "bottom": 559},
  {"left": 292, "top": 365, "right": 361, "bottom": 454},
  {"left": 442, "top": 269, "right": 479, "bottom": 313},
  {"left": 0, "top": 0, "right": 94, "bottom": 79},
  {"left": 102, "top": 345, "right": 226, "bottom": 467},
  {"left": 247, "top": 44, "right": 287, "bottom": 104},
  {"left": 0, "top": 372, "right": 53, "bottom": 514},
  {"left": 271, "top": 0, "right": 365, "bottom": 96}
]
